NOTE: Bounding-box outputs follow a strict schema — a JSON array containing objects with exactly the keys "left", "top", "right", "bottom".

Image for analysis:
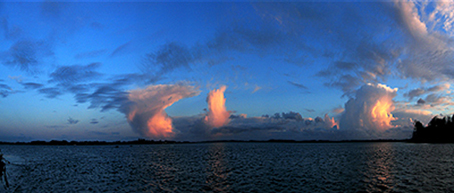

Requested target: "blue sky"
[{"left": 1, "top": 1, "right": 453, "bottom": 141}]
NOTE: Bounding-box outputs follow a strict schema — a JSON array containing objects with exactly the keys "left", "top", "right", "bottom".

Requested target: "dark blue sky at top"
[{"left": 0, "top": 1, "right": 453, "bottom": 141}]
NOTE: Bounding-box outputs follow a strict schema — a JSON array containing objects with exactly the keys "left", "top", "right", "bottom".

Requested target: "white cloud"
[
  {"left": 392, "top": 108, "right": 433, "bottom": 128},
  {"left": 404, "top": 83, "right": 451, "bottom": 100},
  {"left": 428, "top": 1, "right": 454, "bottom": 36},
  {"left": 394, "top": 0, "right": 454, "bottom": 82},
  {"left": 340, "top": 83, "right": 398, "bottom": 137}
]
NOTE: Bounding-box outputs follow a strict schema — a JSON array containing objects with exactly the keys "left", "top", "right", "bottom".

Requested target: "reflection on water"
[
  {"left": 363, "top": 143, "right": 395, "bottom": 192},
  {"left": 205, "top": 143, "right": 229, "bottom": 192},
  {"left": 2, "top": 143, "right": 454, "bottom": 192}
]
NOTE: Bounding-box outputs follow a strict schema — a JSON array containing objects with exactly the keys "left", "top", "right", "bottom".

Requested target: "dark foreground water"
[{"left": 1, "top": 142, "right": 454, "bottom": 192}]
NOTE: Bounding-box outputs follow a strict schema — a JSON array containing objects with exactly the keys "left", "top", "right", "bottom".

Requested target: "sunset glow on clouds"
[
  {"left": 120, "top": 84, "right": 200, "bottom": 138},
  {"left": 2, "top": 1, "right": 454, "bottom": 141},
  {"left": 340, "top": 84, "right": 398, "bottom": 136},
  {"left": 204, "top": 86, "right": 230, "bottom": 128}
]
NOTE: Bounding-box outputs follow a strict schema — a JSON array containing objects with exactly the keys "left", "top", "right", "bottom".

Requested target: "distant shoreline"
[{"left": 0, "top": 139, "right": 410, "bottom": 145}]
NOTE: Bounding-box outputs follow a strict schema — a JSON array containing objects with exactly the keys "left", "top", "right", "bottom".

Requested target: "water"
[{"left": 1, "top": 142, "right": 454, "bottom": 192}]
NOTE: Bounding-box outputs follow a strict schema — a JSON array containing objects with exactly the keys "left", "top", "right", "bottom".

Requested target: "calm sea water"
[{"left": 1, "top": 142, "right": 454, "bottom": 192}]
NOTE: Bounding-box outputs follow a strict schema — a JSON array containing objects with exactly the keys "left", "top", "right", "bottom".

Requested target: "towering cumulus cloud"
[
  {"left": 340, "top": 83, "right": 398, "bottom": 136},
  {"left": 120, "top": 83, "right": 200, "bottom": 138},
  {"left": 205, "top": 86, "right": 230, "bottom": 128}
]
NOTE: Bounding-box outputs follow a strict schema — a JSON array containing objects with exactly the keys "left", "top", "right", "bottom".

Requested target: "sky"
[{"left": 0, "top": 1, "right": 453, "bottom": 142}]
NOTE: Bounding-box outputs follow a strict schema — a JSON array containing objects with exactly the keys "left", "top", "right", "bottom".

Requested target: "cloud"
[
  {"left": 109, "top": 73, "right": 162, "bottom": 87},
  {"left": 172, "top": 86, "right": 233, "bottom": 140},
  {"left": 424, "top": 94, "right": 453, "bottom": 106},
  {"left": 38, "top": 87, "right": 62, "bottom": 98},
  {"left": 75, "top": 85, "right": 129, "bottom": 111},
  {"left": 167, "top": 81, "right": 405, "bottom": 140},
  {"left": 142, "top": 42, "right": 195, "bottom": 75},
  {"left": 1, "top": 40, "right": 53, "bottom": 73},
  {"left": 67, "top": 117, "right": 79, "bottom": 125},
  {"left": 392, "top": 1, "right": 454, "bottom": 82},
  {"left": 0, "top": 83, "right": 11, "bottom": 98},
  {"left": 393, "top": 0, "right": 429, "bottom": 42},
  {"left": 110, "top": 41, "right": 132, "bottom": 57},
  {"left": 281, "top": 111, "right": 303, "bottom": 120},
  {"left": 340, "top": 83, "right": 398, "bottom": 138},
  {"left": 404, "top": 83, "right": 450, "bottom": 100},
  {"left": 403, "top": 88, "right": 425, "bottom": 100},
  {"left": 21, "top": 82, "right": 44, "bottom": 90},
  {"left": 140, "top": 11, "right": 313, "bottom": 78},
  {"left": 66, "top": 84, "right": 91, "bottom": 94},
  {"left": 0, "top": 82, "right": 22, "bottom": 98},
  {"left": 322, "top": 114, "right": 338, "bottom": 130},
  {"left": 287, "top": 81, "right": 308, "bottom": 90},
  {"left": 304, "top": 108, "right": 315, "bottom": 113},
  {"left": 249, "top": 1, "right": 453, "bottom": 95},
  {"left": 393, "top": 109, "right": 432, "bottom": 116},
  {"left": 71, "top": 72, "right": 162, "bottom": 112},
  {"left": 41, "top": 63, "right": 129, "bottom": 104},
  {"left": 333, "top": 61, "right": 359, "bottom": 70},
  {"left": 229, "top": 114, "right": 247, "bottom": 119},
  {"left": 26, "top": 57, "right": 163, "bottom": 110},
  {"left": 5, "top": 2, "right": 453, "bottom": 141},
  {"left": 90, "top": 119, "right": 99, "bottom": 124},
  {"left": 429, "top": 1, "right": 454, "bottom": 36},
  {"left": 8, "top": 75, "right": 22, "bottom": 83},
  {"left": 322, "top": 74, "right": 363, "bottom": 95},
  {"left": 417, "top": 98, "right": 426, "bottom": 105},
  {"left": 130, "top": 2, "right": 408, "bottom": 98},
  {"left": 332, "top": 107, "right": 344, "bottom": 114},
  {"left": 209, "top": 113, "right": 339, "bottom": 140},
  {"left": 0, "top": 83, "right": 11, "bottom": 90},
  {"left": 392, "top": 108, "right": 433, "bottom": 128},
  {"left": 49, "top": 63, "right": 102, "bottom": 86},
  {"left": 252, "top": 85, "right": 261, "bottom": 93},
  {"left": 279, "top": 3, "right": 398, "bottom": 94},
  {"left": 204, "top": 86, "right": 230, "bottom": 128},
  {"left": 172, "top": 110, "right": 341, "bottom": 141},
  {"left": 427, "top": 83, "right": 450, "bottom": 92},
  {"left": 119, "top": 83, "right": 200, "bottom": 139},
  {"left": 170, "top": 90, "right": 339, "bottom": 141}
]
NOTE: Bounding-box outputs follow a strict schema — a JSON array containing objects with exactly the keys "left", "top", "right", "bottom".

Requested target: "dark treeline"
[
  {"left": 411, "top": 115, "right": 454, "bottom": 143},
  {"left": 0, "top": 139, "right": 186, "bottom": 145},
  {"left": 0, "top": 138, "right": 406, "bottom": 145}
]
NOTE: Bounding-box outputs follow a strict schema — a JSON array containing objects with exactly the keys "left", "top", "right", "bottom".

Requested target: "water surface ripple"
[{"left": 1, "top": 142, "right": 454, "bottom": 192}]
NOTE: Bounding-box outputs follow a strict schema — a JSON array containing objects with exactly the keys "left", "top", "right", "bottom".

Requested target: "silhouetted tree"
[{"left": 411, "top": 115, "right": 454, "bottom": 143}]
